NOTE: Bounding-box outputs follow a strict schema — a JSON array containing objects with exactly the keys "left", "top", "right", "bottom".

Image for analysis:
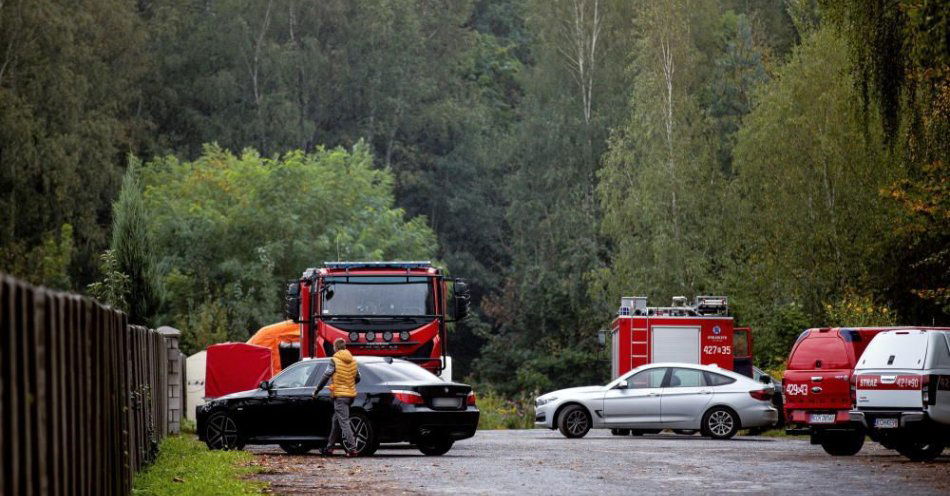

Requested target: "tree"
[
  {"left": 109, "top": 156, "right": 164, "bottom": 326},
  {"left": 597, "top": 0, "right": 725, "bottom": 303},
  {"left": 729, "top": 26, "right": 895, "bottom": 355},
  {"left": 474, "top": 0, "right": 635, "bottom": 394},
  {"left": 0, "top": 0, "right": 149, "bottom": 286},
  {"left": 141, "top": 143, "right": 438, "bottom": 353}
]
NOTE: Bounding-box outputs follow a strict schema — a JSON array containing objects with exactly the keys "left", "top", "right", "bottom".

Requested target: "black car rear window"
[{"left": 362, "top": 362, "right": 439, "bottom": 384}]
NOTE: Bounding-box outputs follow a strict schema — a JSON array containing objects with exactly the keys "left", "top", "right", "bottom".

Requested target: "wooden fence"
[{"left": 1, "top": 274, "right": 172, "bottom": 496}]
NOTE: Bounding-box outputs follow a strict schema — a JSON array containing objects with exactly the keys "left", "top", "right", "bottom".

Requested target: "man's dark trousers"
[{"left": 327, "top": 397, "right": 356, "bottom": 450}]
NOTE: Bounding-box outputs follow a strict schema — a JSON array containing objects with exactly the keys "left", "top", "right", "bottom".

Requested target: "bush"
[{"left": 475, "top": 388, "right": 536, "bottom": 430}]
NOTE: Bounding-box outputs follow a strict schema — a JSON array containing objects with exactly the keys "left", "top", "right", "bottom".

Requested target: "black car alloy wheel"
[
  {"left": 205, "top": 412, "right": 243, "bottom": 450},
  {"left": 348, "top": 412, "right": 378, "bottom": 456}
]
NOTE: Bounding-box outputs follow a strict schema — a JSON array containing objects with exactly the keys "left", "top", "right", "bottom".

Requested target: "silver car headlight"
[{"left": 536, "top": 396, "right": 557, "bottom": 407}]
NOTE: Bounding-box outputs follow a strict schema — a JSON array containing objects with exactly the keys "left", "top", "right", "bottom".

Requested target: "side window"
[
  {"left": 272, "top": 362, "right": 317, "bottom": 389},
  {"left": 704, "top": 372, "right": 737, "bottom": 387},
  {"left": 628, "top": 368, "right": 667, "bottom": 389},
  {"left": 668, "top": 368, "right": 705, "bottom": 388},
  {"left": 306, "top": 364, "right": 328, "bottom": 387}
]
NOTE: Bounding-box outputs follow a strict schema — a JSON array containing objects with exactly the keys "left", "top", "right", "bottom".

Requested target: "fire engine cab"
[
  {"left": 610, "top": 296, "right": 754, "bottom": 379},
  {"left": 284, "top": 261, "right": 469, "bottom": 379}
]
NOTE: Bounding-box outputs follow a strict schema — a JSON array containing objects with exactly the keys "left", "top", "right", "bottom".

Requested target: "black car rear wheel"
[
  {"left": 417, "top": 436, "right": 454, "bottom": 456},
  {"left": 557, "top": 405, "right": 591, "bottom": 438},
  {"left": 205, "top": 412, "right": 244, "bottom": 450},
  {"left": 348, "top": 412, "right": 379, "bottom": 456},
  {"left": 279, "top": 442, "right": 315, "bottom": 455}
]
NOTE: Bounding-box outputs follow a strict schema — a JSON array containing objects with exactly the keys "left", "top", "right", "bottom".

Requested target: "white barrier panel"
[{"left": 185, "top": 350, "right": 207, "bottom": 421}]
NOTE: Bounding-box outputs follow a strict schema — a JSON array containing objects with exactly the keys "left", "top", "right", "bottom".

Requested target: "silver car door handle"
[
  {"left": 700, "top": 390, "right": 712, "bottom": 395},
  {"left": 648, "top": 392, "right": 659, "bottom": 396}
]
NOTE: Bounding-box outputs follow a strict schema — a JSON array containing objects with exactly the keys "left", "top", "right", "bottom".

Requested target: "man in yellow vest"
[{"left": 314, "top": 338, "right": 360, "bottom": 456}]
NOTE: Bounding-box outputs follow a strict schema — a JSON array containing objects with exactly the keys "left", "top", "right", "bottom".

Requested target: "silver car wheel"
[
  {"left": 708, "top": 410, "right": 734, "bottom": 437},
  {"left": 565, "top": 409, "right": 589, "bottom": 436}
]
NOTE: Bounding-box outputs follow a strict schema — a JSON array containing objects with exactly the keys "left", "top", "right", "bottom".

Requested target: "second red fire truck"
[{"left": 610, "top": 296, "right": 755, "bottom": 379}]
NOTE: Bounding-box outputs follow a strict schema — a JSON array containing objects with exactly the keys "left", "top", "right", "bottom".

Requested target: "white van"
[{"left": 850, "top": 329, "right": 950, "bottom": 461}]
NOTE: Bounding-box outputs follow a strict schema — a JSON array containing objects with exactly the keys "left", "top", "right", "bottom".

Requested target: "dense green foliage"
[
  {"left": 2, "top": 0, "right": 947, "bottom": 391},
  {"left": 140, "top": 144, "right": 436, "bottom": 353}
]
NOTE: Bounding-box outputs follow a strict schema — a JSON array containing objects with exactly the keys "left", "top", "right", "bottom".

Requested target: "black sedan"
[{"left": 196, "top": 356, "right": 479, "bottom": 456}]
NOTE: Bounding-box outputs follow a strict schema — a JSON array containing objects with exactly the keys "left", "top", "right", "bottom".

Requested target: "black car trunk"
[{"left": 413, "top": 384, "right": 471, "bottom": 410}]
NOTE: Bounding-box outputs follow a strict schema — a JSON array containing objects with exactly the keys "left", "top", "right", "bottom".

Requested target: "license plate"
[
  {"left": 809, "top": 413, "right": 836, "bottom": 424},
  {"left": 432, "top": 397, "right": 461, "bottom": 408},
  {"left": 874, "top": 417, "right": 899, "bottom": 429}
]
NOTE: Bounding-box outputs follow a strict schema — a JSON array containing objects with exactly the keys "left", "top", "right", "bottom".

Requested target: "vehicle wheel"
[
  {"left": 895, "top": 438, "right": 945, "bottom": 462},
  {"left": 279, "top": 442, "right": 315, "bottom": 455},
  {"left": 557, "top": 405, "right": 591, "bottom": 439},
  {"left": 417, "top": 436, "right": 454, "bottom": 456},
  {"left": 701, "top": 407, "right": 740, "bottom": 440},
  {"left": 204, "top": 412, "right": 245, "bottom": 450},
  {"left": 819, "top": 431, "right": 865, "bottom": 456},
  {"left": 348, "top": 412, "right": 379, "bottom": 456},
  {"left": 610, "top": 428, "right": 630, "bottom": 436},
  {"left": 673, "top": 429, "right": 697, "bottom": 436}
]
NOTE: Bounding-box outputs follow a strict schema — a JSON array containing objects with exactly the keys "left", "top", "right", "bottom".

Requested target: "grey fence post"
[{"left": 156, "top": 326, "right": 182, "bottom": 435}]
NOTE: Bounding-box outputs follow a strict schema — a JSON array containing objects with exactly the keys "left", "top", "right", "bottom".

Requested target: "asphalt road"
[{"left": 248, "top": 429, "right": 950, "bottom": 495}]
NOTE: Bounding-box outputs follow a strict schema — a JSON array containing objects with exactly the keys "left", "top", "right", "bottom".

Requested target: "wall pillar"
[{"left": 156, "top": 326, "right": 183, "bottom": 435}]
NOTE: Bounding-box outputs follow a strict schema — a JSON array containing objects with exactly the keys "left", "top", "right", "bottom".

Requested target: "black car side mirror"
[{"left": 259, "top": 380, "right": 271, "bottom": 390}]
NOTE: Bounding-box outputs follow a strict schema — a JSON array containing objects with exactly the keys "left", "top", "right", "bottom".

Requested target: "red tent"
[{"left": 205, "top": 342, "right": 272, "bottom": 398}]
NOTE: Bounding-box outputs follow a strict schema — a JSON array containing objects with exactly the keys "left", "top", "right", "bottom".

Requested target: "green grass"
[
  {"left": 132, "top": 435, "right": 265, "bottom": 496},
  {"left": 476, "top": 389, "right": 536, "bottom": 430}
]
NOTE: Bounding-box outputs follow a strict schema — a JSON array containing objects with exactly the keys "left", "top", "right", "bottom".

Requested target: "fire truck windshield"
[{"left": 321, "top": 276, "right": 435, "bottom": 317}]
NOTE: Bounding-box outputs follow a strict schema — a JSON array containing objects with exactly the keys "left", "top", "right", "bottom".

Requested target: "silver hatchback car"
[{"left": 535, "top": 363, "right": 778, "bottom": 439}]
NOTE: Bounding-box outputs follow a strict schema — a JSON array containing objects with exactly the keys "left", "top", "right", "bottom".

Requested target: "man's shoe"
[
  {"left": 319, "top": 447, "right": 334, "bottom": 456},
  {"left": 345, "top": 449, "right": 359, "bottom": 457}
]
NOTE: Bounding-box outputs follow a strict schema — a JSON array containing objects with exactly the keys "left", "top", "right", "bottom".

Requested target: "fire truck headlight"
[
  {"left": 366, "top": 331, "right": 376, "bottom": 342},
  {"left": 348, "top": 331, "right": 359, "bottom": 342},
  {"left": 399, "top": 331, "right": 410, "bottom": 341},
  {"left": 383, "top": 331, "right": 393, "bottom": 342}
]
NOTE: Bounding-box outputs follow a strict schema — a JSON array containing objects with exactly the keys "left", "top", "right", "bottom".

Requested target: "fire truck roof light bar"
[
  {"left": 323, "top": 261, "right": 433, "bottom": 270},
  {"left": 617, "top": 295, "right": 730, "bottom": 316}
]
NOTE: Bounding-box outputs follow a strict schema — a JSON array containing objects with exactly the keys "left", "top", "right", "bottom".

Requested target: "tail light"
[
  {"left": 467, "top": 391, "right": 477, "bottom": 406},
  {"left": 923, "top": 375, "right": 936, "bottom": 406},
  {"left": 749, "top": 389, "right": 773, "bottom": 401},
  {"left": 392, "top": 390, "right": 424, "bottom": 405},
  {"left": 850, "top": 374, "right": 858, "bottom": 406}
]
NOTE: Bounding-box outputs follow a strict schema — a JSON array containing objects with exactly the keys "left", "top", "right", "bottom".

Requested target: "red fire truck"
[
  {"left": 284, "top": 261, "right": 469, "bottom": 377},
  {"left": 610, "top": 296, "right": 754, "bottom": 379}
]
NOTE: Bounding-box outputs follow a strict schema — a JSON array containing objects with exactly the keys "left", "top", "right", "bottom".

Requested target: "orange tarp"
[{"left": 247, "top": 320, "right": 300, "bottom": 374}]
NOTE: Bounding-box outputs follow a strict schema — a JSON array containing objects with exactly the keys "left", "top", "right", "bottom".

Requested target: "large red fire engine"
[
  {"left": 610, "top": 296, "right": 754, "bottom": 379},
  {"left": 284, "top": 261, "right": 469, "bottom": 377}
]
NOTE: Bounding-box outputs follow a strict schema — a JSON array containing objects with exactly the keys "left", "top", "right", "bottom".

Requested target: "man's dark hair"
[{"left": 333, "top": 338, "right": 346, "bottom": 352}]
